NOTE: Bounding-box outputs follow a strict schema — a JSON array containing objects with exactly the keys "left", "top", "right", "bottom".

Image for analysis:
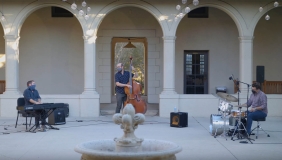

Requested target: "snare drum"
[
  {"left": 231, "top": 110, "right": 246, "bottom": 118},
  {"left": 209, "top": 114, "right": 229, "bottom": 136}
]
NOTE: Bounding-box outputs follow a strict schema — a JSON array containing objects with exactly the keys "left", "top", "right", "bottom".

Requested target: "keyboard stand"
[{"left": 28, "top": 108, "right": 60, "bottom": 133}]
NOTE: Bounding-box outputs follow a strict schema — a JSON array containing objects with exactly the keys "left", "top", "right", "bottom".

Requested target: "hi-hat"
[{"left": 216, "top": 92, "right": 238, "bottom": 102}]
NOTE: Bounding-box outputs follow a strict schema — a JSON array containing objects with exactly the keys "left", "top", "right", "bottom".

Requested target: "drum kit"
[{"left": 210, "top": 92, "right": 248, "bottom": 141}]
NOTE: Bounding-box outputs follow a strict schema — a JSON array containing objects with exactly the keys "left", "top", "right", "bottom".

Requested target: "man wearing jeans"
[
  {"left": 114, "top": 63, "right": 136, "bottom": 113},
  {"left": 241, "top": 82, "right": 268, "bottom": 136}
]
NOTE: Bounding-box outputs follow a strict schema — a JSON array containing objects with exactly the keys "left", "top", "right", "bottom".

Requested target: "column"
[
  {"left": 82, "top": 35, "right": 98, "bottom": 95},
  {"left": 4, "top": 35, "right": 20, "bottom": 95},
  {"left": 239, "top": 36, "right": 254, "bottom": 95},
  {"left": 161, "top": 36, "right": 177, "bottom": 95}
]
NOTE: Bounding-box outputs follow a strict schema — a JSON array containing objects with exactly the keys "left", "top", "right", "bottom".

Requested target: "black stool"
[{"left": 251, "top": 117, "right": 270, "bottom": 139}]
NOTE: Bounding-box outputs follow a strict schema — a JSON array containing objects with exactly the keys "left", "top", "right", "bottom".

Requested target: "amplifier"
[
  {"left": 170, "top": 112, "right": 188, "bottom": 128},
  {"left": 48, "top": 109, "right": 66, "bottom": 125}
]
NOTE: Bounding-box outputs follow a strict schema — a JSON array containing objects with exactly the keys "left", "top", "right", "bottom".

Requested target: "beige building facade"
[{"left": 0, "top": 0, "right": 281, "bottom": 118}]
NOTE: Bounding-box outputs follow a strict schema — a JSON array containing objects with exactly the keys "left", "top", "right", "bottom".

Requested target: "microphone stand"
[{"left": 234, "top": 80, "right": 254, "bottom": 144}]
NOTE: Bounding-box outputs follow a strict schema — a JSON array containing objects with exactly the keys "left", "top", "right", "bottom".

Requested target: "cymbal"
[{"left": 216, "top": 92, "right": 238, "bottom": 102}]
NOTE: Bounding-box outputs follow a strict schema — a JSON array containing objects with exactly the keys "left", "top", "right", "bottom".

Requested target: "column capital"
[
  {"left": 162, "top": 36, "right": 176, "bottom": 40},
  {"left": 238, "top": 36, "right": 254, "bottom": 42},
  {"left": 4, "top": 35, "right": 20, "bottom": 41}
]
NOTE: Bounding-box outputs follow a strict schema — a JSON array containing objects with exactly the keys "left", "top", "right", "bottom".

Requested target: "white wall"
[
  {"left": 96, "top": 7, "right": 163, "bottom": 103},
  {"left": 176, "top": 7, "right": 239, "bottom": 94},
  {"left": 253, "top": 7, "right": 282, "bottom": 81},
  {"left": 18, "top": 7, "right": 84, "bottom": 94}
]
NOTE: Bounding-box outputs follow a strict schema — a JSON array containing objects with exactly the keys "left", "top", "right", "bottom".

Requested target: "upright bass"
[{"left": 124, "top": 57, "right": 147, "bottom": 114}]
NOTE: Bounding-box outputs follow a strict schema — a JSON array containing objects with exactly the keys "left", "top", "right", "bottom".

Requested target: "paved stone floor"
[{"left": 0, "top": 115, "right": 282, "bottom": 160}]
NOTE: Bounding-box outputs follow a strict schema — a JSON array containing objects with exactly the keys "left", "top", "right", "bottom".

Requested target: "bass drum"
[{"left": 209, "top": 114, "right": 229, "bottom": 136}]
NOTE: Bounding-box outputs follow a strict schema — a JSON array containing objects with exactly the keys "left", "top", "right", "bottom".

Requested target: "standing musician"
[
  {"left": 238, "top": 82, "right": 268, "bottom": 136},
  {"left": 115, "top": 63, "right": 138, "bottom": 113},
  {"left": 23, "top": 80, "right": 47, "bottom": 132}
]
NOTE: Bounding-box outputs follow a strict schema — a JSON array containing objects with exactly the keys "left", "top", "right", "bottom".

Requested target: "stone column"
[
  {"left": 159, "top": 36, "right": 179, "bottom": 118},
  {"left": 82, "top": 35, "right": 98, "bottom": 95},
  {"left": 238, "top": 36, "right": 254, "bottom": 96},
  {"left": 79, "top": 35, "right": 100, "bottom": 117},
  {"left": 0, "top": 35, "right": 21, "bottom": 117},
  {"left": 161, "top": 36, "right": 177, "bottom": 95},
  {"left": 4, "top": 35, "right": 20, "bottom": 95}
]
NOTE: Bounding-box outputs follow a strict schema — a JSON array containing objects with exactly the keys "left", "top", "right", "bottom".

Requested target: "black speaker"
[
  {"left": 63, "top": 103, "right": 69, "bottom": 117},
  {"left": 170, "top": 112, "right": 188, "bottom": 128},
  {"left": 48, "top": 109, "right": 66, "bottom": 125},
  {"left": 256, "top": 66, "right": 264, "bottom": 83}
]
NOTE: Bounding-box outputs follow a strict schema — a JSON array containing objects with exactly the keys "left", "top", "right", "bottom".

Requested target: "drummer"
[{"left": 237, "top": 82, "right": 268, "bottom": 136}]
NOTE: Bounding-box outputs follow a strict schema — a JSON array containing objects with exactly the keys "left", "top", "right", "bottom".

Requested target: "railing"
[
  {"left": 234, "top": 80, "right": 282, "bottom": 94},
  {"left": 0, "top": 80, "right": 5, "bottom": 94}
]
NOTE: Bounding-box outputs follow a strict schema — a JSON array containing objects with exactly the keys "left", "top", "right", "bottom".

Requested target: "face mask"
[
  {"left": 117, "top": 68, "right": 122, "bottom": 72},
  {"left": 29, "top": 85, "right": 36, "bottom": 90},
  {"left": 252, "top": 90, "right": 256, "bottom": 94}
]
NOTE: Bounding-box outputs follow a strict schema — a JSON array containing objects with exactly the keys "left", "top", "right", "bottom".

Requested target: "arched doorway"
[{"left": 19, "top": 6, "right": 84, "bottom": 94}]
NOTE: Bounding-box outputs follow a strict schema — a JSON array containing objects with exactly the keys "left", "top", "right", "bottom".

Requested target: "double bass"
[{"left": 124, "top": 57, "right": 147, "bottom": 114}]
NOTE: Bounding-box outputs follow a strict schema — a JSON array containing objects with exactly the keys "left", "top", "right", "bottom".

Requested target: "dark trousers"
[
  {"left": 116, "top": 93, "right": 127, "bottom": 113},
  {"left": 35, "top": 110, "right": 47, "bottom": 126},
  {"left": 246, "top": 110, "right": 267, "bottom": 134}
]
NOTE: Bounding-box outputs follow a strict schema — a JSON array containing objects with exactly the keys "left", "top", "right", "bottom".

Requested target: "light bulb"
[
  {"left": 1, "top": 15, "right": 5, "bottom": 21},
  {"left": 182, "top": 0, "right": 187, "bottom": 4},
  {"left": 82, "top": 1, "right": 87, "bottom": 7},
  {"left": 85, "top": 14, "right": 89, "bottom": 20},
  {"left": 71, "top": 2, "right": 77, "bottom": 10},
  {"left": 176, "top": 5, "right": 181, "bottom": 10},
  {"left": 179, "top": 13, "right": 184, "bottom": 18},
  {"left": 265, "top": 14, "right": 270, "bottom": 20},
  {"left": 87, "top": 6, "right": 91, "bottom": 12},
  {"left": 185, "top": 7, "right": 191, "bottom": 13},
  {"left": 274, "top": 2, "right": 279, "bottom": 7},
  {"left": 174, "top": 17, "right": 178, "bottom": 21},
  {"left": 259, "top": 7, "right": 263, "bottom": 12},
  {"left": 193, "top": 0, "right": 199, "bottom": 6},
  {"left": 79, "top": 9, "right": 84, "bottom": 16}
]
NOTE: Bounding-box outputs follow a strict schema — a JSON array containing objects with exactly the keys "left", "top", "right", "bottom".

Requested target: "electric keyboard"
[{"left": 24, "top": 103, "right": 65, "bottom": 111}]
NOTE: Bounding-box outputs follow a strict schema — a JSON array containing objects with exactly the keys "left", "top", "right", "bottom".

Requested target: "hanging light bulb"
[
  {"left": 79, "top": 9, "right": 84, "bottom": 16},
  {"left": 193, "top": 0, "right": 199, "bottom": 6},
  {"left": 71, "top": 2, "right": 77, "bottom": 10},
  {"left": 185, "top": 7, "right": 191, "bottom": 13},
  {"left": 176, "top": 5, "right": 181, "bottom": 10},
  {"left": 1, "top": 15, "right": 5, "bottom": 21},
  {"left": 82, "top": 1, "right": 87, "bottom": 7},
  {"left": 265, "top": 14, "right": 270, "bottom": 20},
  {"left": 182, "top": 0, "right": 187, "bottom": 4},
  {"left": 259, "top": 7, "right": 263, "bottom": 12},
  {"left": 174, "top": 16, "right": 178, "bottom": 22},
  {"left": 84, "top": 14, "right": 89, "bottom": 20},
  {"left": 274, "top": 1, "right": 279, "bottom": 7},
  {"left": 179, "top": 13, "right": 184, "bottom": 18},
  {"left": 87, "top": 6, "right": 91, "bottom": 12}
]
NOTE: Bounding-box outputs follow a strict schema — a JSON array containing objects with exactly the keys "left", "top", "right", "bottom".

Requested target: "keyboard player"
[{"left": 23, "top": 80, "right": 47, "bottom": 132}]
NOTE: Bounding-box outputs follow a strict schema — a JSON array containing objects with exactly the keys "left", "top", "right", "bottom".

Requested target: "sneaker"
[{"left": 41, "top": 125, "right": 47, "bottom": 132}]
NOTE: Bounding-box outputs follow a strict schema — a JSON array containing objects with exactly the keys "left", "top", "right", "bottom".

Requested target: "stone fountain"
[{"left": 74, "top": 104, "right": 182, "bottom": 160}]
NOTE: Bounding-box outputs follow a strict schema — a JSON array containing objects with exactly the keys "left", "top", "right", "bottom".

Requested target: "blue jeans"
[{"left": 246, "top": 110, "right": 267, "bottom": 134}]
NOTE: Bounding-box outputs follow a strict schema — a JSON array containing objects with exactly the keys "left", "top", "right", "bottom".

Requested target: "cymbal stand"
[{"left": 230, "top": 107, "right": 253, "bottom": 144}]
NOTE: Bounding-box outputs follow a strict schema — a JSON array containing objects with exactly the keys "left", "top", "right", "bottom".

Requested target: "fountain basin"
[{"left": 75, "top": 139, "right": 182, "bottom": 160}]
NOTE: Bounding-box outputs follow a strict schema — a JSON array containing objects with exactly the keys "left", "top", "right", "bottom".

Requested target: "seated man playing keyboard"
[{"left": 23, "top": 80, "right": 47, "bottom": 132}]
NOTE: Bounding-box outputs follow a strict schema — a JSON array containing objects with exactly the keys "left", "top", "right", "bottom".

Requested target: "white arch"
[
  {"left": 7, "top": 1, "right": 87, "bottom": 36},
  {"left": 251, "top": 3, "right": 282, "bottom": 36},
  {"left": 88, "top": 0, "right": 168, "bottom": 37},
  {"left": 171, "top": 1, "right": 247, "bottom": 37}
]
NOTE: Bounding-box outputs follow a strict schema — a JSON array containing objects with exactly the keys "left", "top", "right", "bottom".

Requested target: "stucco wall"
[
  {"left": 176, "top": 7, "right": 239, "bottom": 94},
  {"left": 96, "top": 7, "right": 163, "bottom": 103},
  {"left": 253, "top": 7, "right": 282, "bottom": 81},
  {"left": 18, "top": 7, "right": 84, "bottom": 94}
]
